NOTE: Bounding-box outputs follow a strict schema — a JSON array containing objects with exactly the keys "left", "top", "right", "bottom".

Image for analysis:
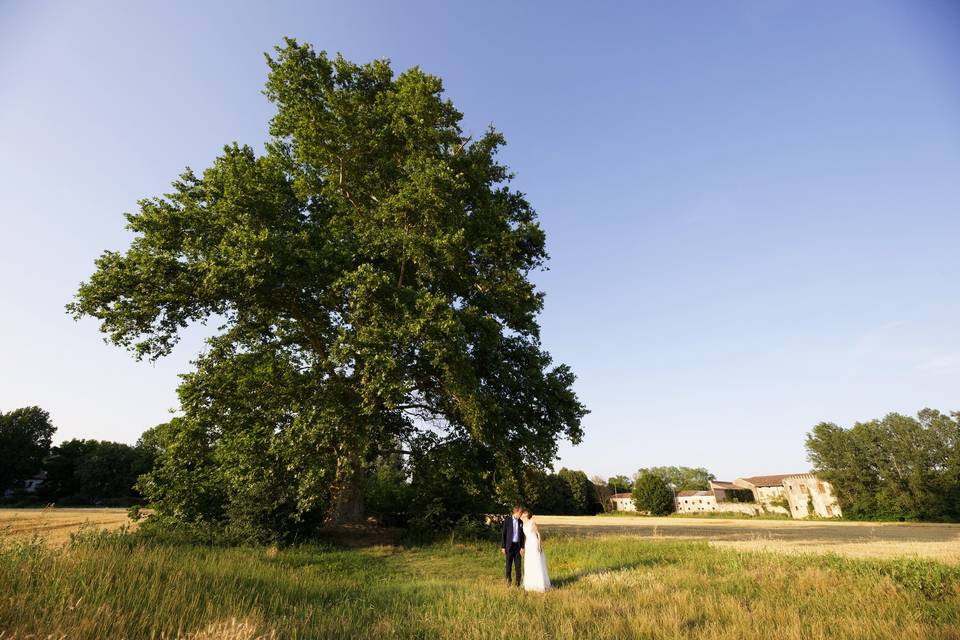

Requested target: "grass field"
[
  {"left": 3, "top": 510, "right": 960, "bottom": 638},
  {"left": 2, "top": 530, "right": 959, "bottom": 639}
]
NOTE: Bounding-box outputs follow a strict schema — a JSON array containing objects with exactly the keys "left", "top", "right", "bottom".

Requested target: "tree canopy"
[
  {"left": 606, "top": 474, "right": 633, "bottom": 494},
  {"left": 807, "top": 408, "right": 960, "bottom": 521},
  {"left": 0, "top": 406, "right": 55, "bottom": 492},
  {"left": 632, "top": 472, "right": 675, "bottom": 516},
  {"left": 39, "top": 438, "right": 154, "bottom": 506},
  {"left": 636, "top": 466, "right": 715, "bottom": 491},
  {"left": 68, "top": 39, "right": 586, "bottom": 534}
]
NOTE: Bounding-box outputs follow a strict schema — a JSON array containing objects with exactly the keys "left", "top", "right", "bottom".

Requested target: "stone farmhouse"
[
  {"left": 780, "top": 473, "right": 842, "bottom": 518},
  {"left": 611, "top": 473, "right": 842, "bottom": 519},
  {"left": 609, "top": 492, "right": 636, "bottom": 512}
]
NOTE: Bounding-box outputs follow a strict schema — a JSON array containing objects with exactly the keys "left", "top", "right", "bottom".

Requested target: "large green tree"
[
  {"left": 68, "top": 39, "right": 586, "bottom": 531},
  {"left": 0, "top": 406, "right": 55, "bottom": 492},
  {"left": 807, "top": 409, "right": 960, "bottom": 521}
]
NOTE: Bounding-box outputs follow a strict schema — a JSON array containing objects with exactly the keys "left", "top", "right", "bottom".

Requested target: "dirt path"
[
  {"left": 0, "top": 508, "right": 134, "bottom": 545},
  {"left": 537, "top": 515, "right": 960, "bottom": 563}
]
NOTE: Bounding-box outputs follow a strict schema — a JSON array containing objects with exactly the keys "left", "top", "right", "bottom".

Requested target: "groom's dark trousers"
[
  {"left": 505, "top": 541, "right": 522, "bottom": 586},
  {"left": 501, "top": 515, "right": 526, "bottom": 586}
]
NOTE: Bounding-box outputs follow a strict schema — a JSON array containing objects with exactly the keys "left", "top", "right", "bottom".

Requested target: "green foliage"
[
  {"left": 606, "top": 474, "right": 632, "bottom": 494},
  {"left": 806, "top": 409, "right": 960, "bottom": 521},
  {"left": 38, "top": 439, "right": 154, "bottom": 506},
  {"left": 521, "top": 468, "right": 572, "bottom": 514},
  {"left": 557, "top": 468, "right": 603, "bottom": 514},
  {"left": 363, "top": 453, "right": 413, "bottom": 526},
  {"left": 632, "top": 472, "right": 676, "bottom": 516},
  {"left": 68, "top": 39, "right": 586, "bottom": 534},
  {"left": 405, "top": 436, "right": 499, "bottom": 532},
  {"left": 134, "top": 418, "right": 229, "bottom": 526},
  {"left": 0, "top": 406, "right": 55, "bottom": 492},
  {"left": 636, "top": 466, "right": 715, "bottom": 491}
]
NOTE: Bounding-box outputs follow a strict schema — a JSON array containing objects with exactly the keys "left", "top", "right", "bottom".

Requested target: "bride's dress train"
[{"left": 522, "top": 520, "right": 551, "bottom": 592}]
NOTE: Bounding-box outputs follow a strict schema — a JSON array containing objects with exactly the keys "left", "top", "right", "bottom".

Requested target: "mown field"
[
  {"left": 0, "top": 508, "right": 135, "bottom": 545},
  {"left": 538, "top": 515, "right": 960, "bottom": 563},
  {"left": 2, "top": 526, "right": 960, "bottom": 639}
]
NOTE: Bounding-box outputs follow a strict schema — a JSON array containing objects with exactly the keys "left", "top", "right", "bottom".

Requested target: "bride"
[{"left": 520, "top": 508, "right": 551, "bottom": 592}]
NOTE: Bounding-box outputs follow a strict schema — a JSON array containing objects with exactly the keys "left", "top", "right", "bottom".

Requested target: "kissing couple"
[{"left": 500, "top": 505, "right": 551, "bottom": 592}]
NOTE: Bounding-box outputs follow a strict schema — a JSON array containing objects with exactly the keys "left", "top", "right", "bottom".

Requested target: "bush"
[{"left": 632, "top": 472, "right": 675, "bottom": 516}]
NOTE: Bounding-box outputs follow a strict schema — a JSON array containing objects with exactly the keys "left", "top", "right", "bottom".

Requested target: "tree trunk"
[{"left": 326, "top": 453, "right": 365, "bottom": 525}]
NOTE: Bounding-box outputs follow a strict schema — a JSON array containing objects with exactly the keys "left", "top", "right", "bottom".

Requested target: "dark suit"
[{"left": 501, "top": 515, "right": 526, "bottom": 585}]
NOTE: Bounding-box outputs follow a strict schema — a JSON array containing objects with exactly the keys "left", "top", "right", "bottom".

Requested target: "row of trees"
[
  {"left": 595, "top": 466, "right": 715, "bottom": 496},
  {"left": 0, "top": 406, "right": 156, "bottom": 506},
  {"left": 807, "top": 408, "right": 960, "bottom": 521},
  {"left": 362, "top": 450, "right": 602, "bottom": 533},
  {"left": 366, "top": 454, "right": 603, "bottom": 525}
]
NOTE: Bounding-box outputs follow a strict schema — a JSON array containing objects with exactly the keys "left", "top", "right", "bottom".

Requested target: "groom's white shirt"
[{"left": 512, "top": 517, "right": 519, "bottom": 543}]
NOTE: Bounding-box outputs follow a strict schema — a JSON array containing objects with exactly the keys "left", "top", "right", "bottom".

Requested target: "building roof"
[
  {"left": 710, "top": 481, "right": 739, "bottom": 490},
  {"left": 738, "top": 474, "right": 803, "bottom": 487},
  {"left": 610, "top": 493, "right": 632, "bottom": 499},
  {"left": 676, "top": 490, "right": 712, "bottom": 497}
]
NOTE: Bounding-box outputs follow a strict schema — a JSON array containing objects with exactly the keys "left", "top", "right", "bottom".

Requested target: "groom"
[{"left": 500, "top": 505, "right": 526, "bottom": 586}]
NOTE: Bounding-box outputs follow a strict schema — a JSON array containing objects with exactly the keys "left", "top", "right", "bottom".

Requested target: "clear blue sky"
[{"left": 2, "top": 1, "right": 959, "bottom": 481}]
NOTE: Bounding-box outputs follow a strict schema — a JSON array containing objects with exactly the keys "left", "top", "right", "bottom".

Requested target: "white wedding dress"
[{"left": 522, "top": 519, "right": 551, "bottom": 592}]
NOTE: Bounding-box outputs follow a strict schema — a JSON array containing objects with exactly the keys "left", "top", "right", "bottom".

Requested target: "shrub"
[{"left": 632, "top": 472, "right": 675, "bottom": 516}]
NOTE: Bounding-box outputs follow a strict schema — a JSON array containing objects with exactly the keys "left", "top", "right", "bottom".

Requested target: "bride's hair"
[{"left": 521, "top": 508, "right": 533, "bottom": 518}]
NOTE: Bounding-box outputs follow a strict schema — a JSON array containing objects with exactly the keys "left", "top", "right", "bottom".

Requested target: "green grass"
[{"left": 1, "top": 531, "right": 958, "bottom": 639}]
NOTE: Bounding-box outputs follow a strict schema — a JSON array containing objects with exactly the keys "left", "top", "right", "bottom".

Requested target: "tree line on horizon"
[
  {"left": 5, "top": 404, "right": 960, "bottom": 527},
  {"left": 0, "top": 407, "right": 156, "bottom": 506}
]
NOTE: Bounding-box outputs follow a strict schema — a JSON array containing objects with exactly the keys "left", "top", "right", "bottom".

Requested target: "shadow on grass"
[
  {"left": 312, "top": 524, "right": 404, "bottom": 548},
  {"left": 551, "top": 554, "right": 676, "bottom": 588}
]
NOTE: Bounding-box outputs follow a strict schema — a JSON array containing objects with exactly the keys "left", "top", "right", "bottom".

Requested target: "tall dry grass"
[{"left": 0, "top": 531, "right": 957, "bottom": 639}]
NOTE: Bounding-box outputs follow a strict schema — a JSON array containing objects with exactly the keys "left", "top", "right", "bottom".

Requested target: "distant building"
[
  {"left": 674, "top": 490, "right": 717, "bottom": 513},
  {"left": 676, "top": 482, "right": 762, "bottom": 516},
  {"left": 609, "top": 492, "right": 636, "bottom": 512},
  {"left": 731, "top": 474, "right": 799, "bottom": 515},
  {"left": 2, "top": 471, "right": 46, "bottom": 498},
  {"left": 670, "top": 473, "right": 842, "bottom": 519},
  {"left": 708, "top": 480, "right": 744, "bottom": 502},
  {"left": 24, "top": 472, "right": 45, "bottom": 493},
  {"left": 781, "top": 473, "right": 842, "bottom": 518}
]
